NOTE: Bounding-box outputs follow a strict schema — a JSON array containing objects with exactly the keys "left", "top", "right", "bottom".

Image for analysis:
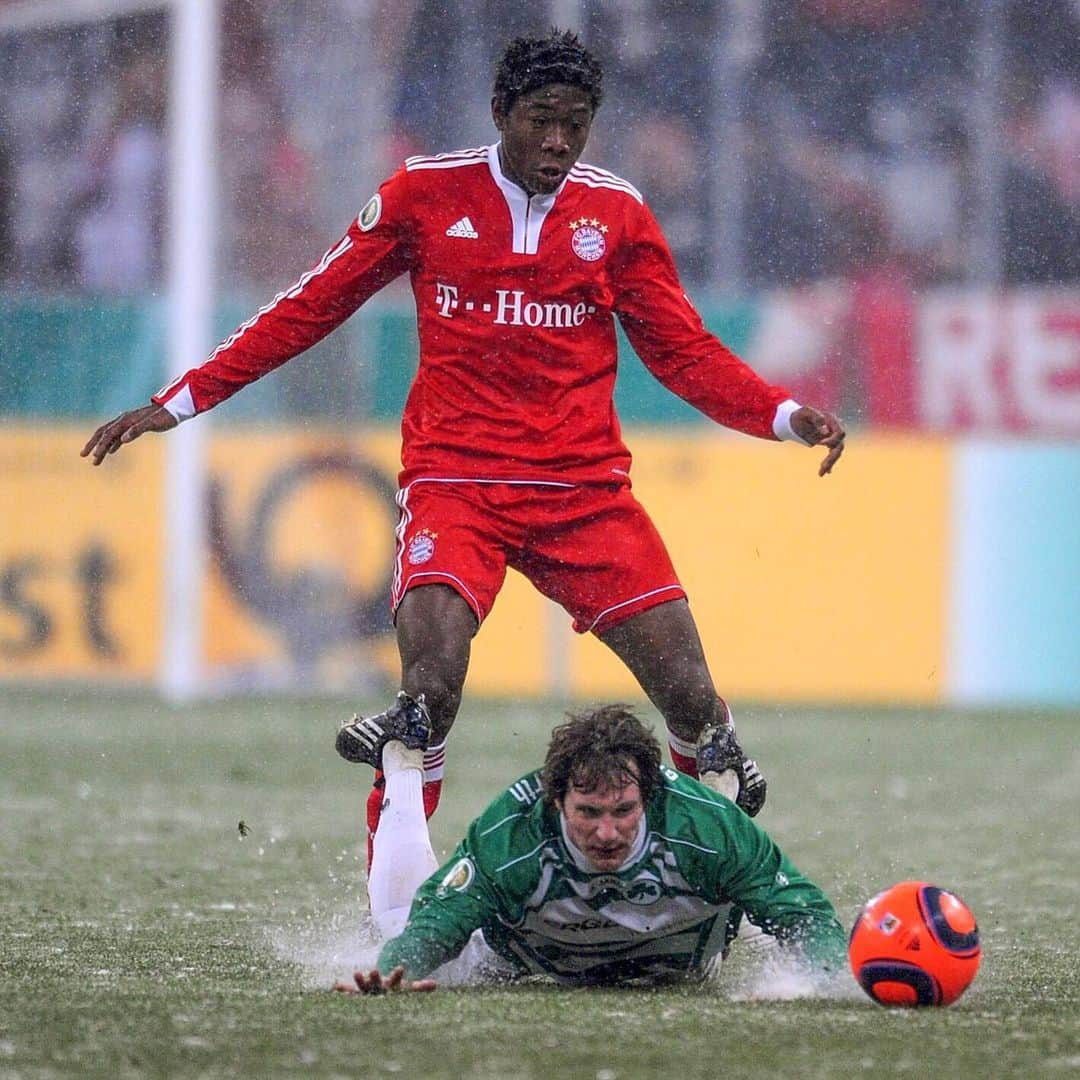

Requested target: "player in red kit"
[{"left": 83, "top": 31, "right": 844, "bottom": 929}]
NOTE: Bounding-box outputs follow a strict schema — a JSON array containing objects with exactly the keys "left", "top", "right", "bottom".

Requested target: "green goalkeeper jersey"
[{"left": 379, "top": 765, "right": 845, "bottom": 985}]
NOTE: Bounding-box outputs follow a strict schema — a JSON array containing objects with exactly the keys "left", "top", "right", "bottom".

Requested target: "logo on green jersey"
[
  {"left": 437, "top": 856, "right": 475, "bottom": 896},
  {"left": 567, "top": 871, "right": 663, "bottom": 906},
  {"left": 358, "top": 194, "right": 382, "bottom": 232}
]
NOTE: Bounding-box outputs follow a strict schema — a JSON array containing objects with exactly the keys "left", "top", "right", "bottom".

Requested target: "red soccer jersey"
[{"left": 153, "top": 143, "right": 791, "bottom": 486}]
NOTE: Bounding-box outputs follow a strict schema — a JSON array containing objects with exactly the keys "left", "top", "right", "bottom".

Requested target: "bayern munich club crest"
[
  {"left": 407, "top": 528, "right": 437, "bottom": 565},
  {"left": 569, "top": 218, "right": 607, "bottom": 262}
]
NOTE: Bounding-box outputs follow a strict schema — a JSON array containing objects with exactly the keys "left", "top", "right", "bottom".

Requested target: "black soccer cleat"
[
  {"left": 696, "top": 723, "right": 768, "bottom": 817},
  {"left": 335, "top": 691, "right": 432, "bottom": 768}
]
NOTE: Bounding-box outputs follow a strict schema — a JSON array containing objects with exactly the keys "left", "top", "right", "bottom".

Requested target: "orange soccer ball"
[{"left": 849, "top": 881, "right": 981, "bottom": 1006}]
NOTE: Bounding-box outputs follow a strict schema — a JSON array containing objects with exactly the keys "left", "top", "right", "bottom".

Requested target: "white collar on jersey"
[
  {"left": 487, "top": 142, "right": 564, "bottom": 256},
  {"left": 558, "top": 809, "right": 648, "bottom": 874}
]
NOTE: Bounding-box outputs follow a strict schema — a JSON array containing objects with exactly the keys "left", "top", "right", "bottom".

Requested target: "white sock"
[
  {"left": 700, "top": 769, "right": 741, "bottom": 802},
  {"left": 698, "top": 701, "right": 739, "bottom": 801},
  {"left": 367, "top": 741, "right": 438, "bottom": 939}
]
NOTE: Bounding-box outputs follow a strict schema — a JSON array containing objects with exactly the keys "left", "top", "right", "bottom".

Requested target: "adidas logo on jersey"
[{"left": 445, "top": 216, "right": 479, "bottom": 239}]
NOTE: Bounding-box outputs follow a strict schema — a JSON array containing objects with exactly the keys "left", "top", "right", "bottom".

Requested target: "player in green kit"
[{"left": 336, "top": 704, "right": 846, "bottom": 992}]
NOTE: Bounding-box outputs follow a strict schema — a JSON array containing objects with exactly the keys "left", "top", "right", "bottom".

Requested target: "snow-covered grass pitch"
[{"left": 2, "top": 689, "right": 1077, "bottom": 1078}]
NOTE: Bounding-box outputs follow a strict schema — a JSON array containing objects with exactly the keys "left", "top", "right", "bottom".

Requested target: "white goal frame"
[{"left": 1, "top": 0, "right": 217, "bottom": 700}]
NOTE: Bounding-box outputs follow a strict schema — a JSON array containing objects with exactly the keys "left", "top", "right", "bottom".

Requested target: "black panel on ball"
[
  {"left": 918, "top": 886, "right": 980, "bottom": 955},
  {"left": 858, "top": 960, "right": 942, "bottom": 1006}
]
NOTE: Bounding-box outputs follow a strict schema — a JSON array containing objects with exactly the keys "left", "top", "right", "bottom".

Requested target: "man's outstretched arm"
[
  {"left": 706, "top": 808, "right": 848, "bottom": 972},
  {"left": 82, "top": 168, "right": 415, "bottom": 467},
  {"left": 614, "top": 202, "right": 847, "bottom": 477}
]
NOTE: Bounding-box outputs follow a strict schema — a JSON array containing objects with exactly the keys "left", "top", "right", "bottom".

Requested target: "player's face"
[
  {"left": 559, "top": 775, "right": 645, "bottom": 872},
  {"left": 492, "top": 83, "right": 593, "bottom": 196}
]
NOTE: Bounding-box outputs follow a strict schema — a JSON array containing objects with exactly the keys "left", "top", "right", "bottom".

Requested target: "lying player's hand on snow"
[{"left": 333, "top": 966, "right": 437, "bottom": 995}]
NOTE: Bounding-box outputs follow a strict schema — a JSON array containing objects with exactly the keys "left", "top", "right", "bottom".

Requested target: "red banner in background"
[
  {"left": 747, "top": 285, "right": 1080, "bottom": 437},
  {"left": 915, "top": 290, "right": 1080, "bottom": 436},
  {"left": 742, "top": 282, "right": 849, "bottom": 413},
  {"left": 854, "top": 270, "right": 917, "bottom": 428}
]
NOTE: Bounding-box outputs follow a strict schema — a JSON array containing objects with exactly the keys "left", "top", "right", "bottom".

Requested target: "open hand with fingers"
[
  {"left": 80, "top": 404, "right": 178, "bottom": 465},
  {"left": 789, "top": 406, "right": 846, "bottom": 476},
  {"left": 333, "top": 966, "right": 437, "bottom": 995}
]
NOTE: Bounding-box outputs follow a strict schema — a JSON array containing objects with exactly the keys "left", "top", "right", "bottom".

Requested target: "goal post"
[
  {"left": 0, "top": 0, "right": 217, "bottom": 700},
  {"left": 160, "top": 0, "right": 217, "bottom": 701}
]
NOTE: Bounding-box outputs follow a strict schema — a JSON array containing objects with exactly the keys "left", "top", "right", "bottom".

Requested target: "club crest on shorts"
[
  {"left": 436, "top": 856, "right": 475, "bottom": 896},
  {"left": 407, "top": 528, "right": 437, "bottom": 565},
  {"left": 569, "top": 218, "right": 607, "bottom": 262}
]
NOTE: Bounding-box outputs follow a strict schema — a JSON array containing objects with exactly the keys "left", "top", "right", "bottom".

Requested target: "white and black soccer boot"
[
  {"left": 696, "top": 717, "right": 767, "bottom": 817},
  {"left": 335, "top": 691, "right": 432, "bottom": 768}
]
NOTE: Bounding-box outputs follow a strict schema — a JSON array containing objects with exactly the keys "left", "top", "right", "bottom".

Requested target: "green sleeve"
[
  {"left": 713, "top": 809, "right": 847, "bottom": 971},
  {"left": 377, "top": 840, "right": 503, "bottom": 981}
]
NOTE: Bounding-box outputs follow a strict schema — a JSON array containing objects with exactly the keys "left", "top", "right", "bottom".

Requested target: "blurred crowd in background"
[
  {"left": 0, "top": 1, "right": 1076, "bottom": 696},
  {"left": 0, "top": 0, "right": 1077, "bottom": 300}
]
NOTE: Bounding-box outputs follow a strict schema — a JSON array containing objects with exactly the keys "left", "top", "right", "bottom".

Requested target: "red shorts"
[{"left": 391, "top": 480, "right": 686, "bottom": 635}]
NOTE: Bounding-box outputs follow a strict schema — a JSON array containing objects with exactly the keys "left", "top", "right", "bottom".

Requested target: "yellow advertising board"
[
  {"left": 200, "top": 430, "right": 403, "bottom": 685},
  {"left": 553, "top": 432, "right": 949, "bottom": 703},
  {"left": 1, "top": 426, "right": 948, "bottom": 702},
  {"left": 0, "top": 426, "right": 163, "bottom": 680}
]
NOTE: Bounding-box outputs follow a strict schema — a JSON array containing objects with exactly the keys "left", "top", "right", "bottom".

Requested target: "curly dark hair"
[
  {"left": 492, "top": 29, "right": 604, "bottom": 116},
  {"left": 541, "top": 705, "right": 663, "bottom": 809}
]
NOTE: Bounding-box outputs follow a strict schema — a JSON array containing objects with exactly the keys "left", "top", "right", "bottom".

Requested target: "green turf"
[{"left": 1, "top": 689, "right": 1077, "bottom": 1078}]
